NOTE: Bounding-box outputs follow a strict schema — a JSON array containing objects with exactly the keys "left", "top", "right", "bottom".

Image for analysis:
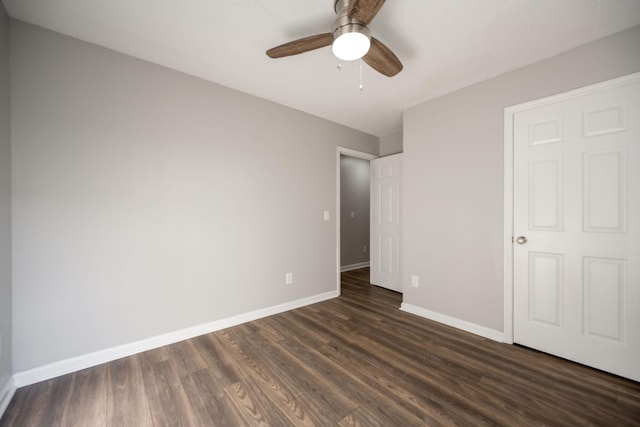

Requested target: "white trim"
[
  {"left": 336, "top": 147, "right": 378, "bottom": 296},
  {"left": 12, "top": 290, "right": 337, "bottom": 388},
  {"left": 503, "top": 100, "right": 515, "bottom": 345},
  {"left": 503, "top": 72, "right": 640, "bottom": 344},
  {"left": 337, "top": 147, "right": 378, "bottom": 160},
  {"left": 505, "top": 72, "right": 640, "bottom": 116},
  {"left": 400, "top": 303, "right": 507, "bottom": 343},
  {"left": 340, "top": 261, "right": 370, "bottom": 272},
  {"left": 0, "top": 376, "right": 16, "bottom": 420}
]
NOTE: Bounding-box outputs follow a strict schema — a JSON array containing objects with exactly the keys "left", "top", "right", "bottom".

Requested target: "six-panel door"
[{"left": 513, "top": 77, "right": 640, "bottom": 381}]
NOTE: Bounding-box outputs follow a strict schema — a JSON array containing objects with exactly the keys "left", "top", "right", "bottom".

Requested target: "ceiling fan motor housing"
[{"left": 332, "top": 0, "right": 370, "bottom": 38}]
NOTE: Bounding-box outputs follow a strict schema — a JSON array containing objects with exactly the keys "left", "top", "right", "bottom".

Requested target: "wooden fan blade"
[
  {"left": 348, "top": 0, "right": 386, "bottom": 25},
  {"left": 266, "top": 33, "right": 333, "bottom": 58},
  {"left": 363, "top": 37, "right": 403, "bottom": 77}
]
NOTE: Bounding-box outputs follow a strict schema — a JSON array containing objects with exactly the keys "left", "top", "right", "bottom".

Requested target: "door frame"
[
  {"left": 503, "top": 72, "right": 640, "bottom": 344},
  {"left": 336, "top": 147, "right": 378, "bottom": 294}
]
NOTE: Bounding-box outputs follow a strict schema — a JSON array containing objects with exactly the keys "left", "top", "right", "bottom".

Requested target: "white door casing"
[
  {"left": 370, "top": 154, "right": 403, "bottom": 292},
  {"left": 506, "top": 73, "right": 640, "bottom": 381}
]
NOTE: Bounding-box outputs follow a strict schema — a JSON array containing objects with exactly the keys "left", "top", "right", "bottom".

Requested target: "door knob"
[{"left": 516, "top": 236, "right": 528, "bottom": 245}]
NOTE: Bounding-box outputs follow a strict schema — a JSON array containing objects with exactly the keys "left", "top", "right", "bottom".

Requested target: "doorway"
[
  {"left": 336, "top": 147, "right": 377, "bottom": 294},
  {"left": 340, "top": 155, "right": 372, "bottom": 272}
]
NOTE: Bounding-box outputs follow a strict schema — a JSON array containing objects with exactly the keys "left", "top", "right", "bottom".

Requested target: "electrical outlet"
[
  {"left": 350, "top": 211, "right": 356, "bottom": 219},
  {"left": 285, "top": 272, "right": 293, "bottom": 285},
  {"left": 363, "top": 246, "right": 367, "bottom": 253},
  {"left": 411, "top": 275, "right": 419, "bottom": 288}
]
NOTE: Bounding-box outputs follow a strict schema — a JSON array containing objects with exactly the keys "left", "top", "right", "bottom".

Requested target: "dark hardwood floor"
[{"left": 2, "top": 268, "right": 639, "bottom": 426}]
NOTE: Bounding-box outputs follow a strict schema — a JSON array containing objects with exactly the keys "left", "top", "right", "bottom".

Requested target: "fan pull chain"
[
  {"left": 337, "top": 63, "right": 342, "bottom": 72},
  {"left": 359, "top": 60, "right": 364, "bottom": 91}
]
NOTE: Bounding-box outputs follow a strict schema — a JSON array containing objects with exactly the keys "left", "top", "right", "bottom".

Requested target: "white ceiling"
[{"left": 3, "top": 0, "right": 640, "bottom": 137}]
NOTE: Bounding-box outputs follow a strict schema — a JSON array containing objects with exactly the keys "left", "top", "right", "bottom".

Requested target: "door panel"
[
  {"left": 370, "top": 154, "right": 402, "bottom": 292},
  {"left": 583, "top": 257, "right": 624, "bottom": 341},
  {"left": 583, "top": 148, "right": 626, "bottom": 232},
  {"left": 528, "top": 252, "right": 563, "bottom": 327},
  {"left": 529, "top": 159, "right": 563, "bottom": 230},
  {"left": 513, "top": 76, "right": 640, "bottom": 381}
]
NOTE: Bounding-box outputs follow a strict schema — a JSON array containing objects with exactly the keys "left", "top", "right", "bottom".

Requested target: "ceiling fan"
[{"left": 266, "top": 0, "right": 403, "bottom": 77}]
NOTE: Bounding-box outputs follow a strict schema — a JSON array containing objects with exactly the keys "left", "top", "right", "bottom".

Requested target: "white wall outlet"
[
  {"left": 323, "top": 210, "right": 330, "bottom": 221},
  {"left": 363, "top": 246, "right": 367, "bottom": 253},
  {"left": 285, "top": 272, "right": 293, "bottom": 285},
  {"left": 411, "top": 275, "right": 419, "bottom": 288},
  {"left": 350, "top": 211, "right": 356, "bottom": 218}
]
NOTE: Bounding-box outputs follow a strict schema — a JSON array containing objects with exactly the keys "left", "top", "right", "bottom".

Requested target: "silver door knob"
[{"left": 516, "top": 236, "right": 528, "bottom": 245}]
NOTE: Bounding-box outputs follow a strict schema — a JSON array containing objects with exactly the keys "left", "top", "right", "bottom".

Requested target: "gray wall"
[
  {"left": 0, "top": 3, "right": 11, "bottom": 389},
  {"left": 379, "top": 131, "right": 403, "bottom": 156},
  {"left": 10, "top": 20, "right": 378, "bottom": 371},
  {"left": 340, "top": 155, "right": 370, "bottom": 268},
  {"left": 403, "top": 25, "right": 640, "bottom": 332}
]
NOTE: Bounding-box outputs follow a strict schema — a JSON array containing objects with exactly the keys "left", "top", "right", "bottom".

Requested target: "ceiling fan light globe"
[{"left": 332, "top": 32, "right": 370, "bottom": 61}]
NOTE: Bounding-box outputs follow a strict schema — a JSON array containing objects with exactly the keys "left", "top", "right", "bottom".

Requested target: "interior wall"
[
  {"left": 10, "top": 20, "right": 378, "bottom": 372},
  {"left": 379, "top": 131, "right": 403, "bottom": 156},
  {"left": 403, "top": 25, "right": 640, "bottom": 333},
  {"left": 0, "top": 2, "right": 11, "bottom": 390},
  {"left": 340, "top": 155, "right": 370, "bottom": 268}
]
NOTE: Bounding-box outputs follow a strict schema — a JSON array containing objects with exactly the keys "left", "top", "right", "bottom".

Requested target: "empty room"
[{"left": 1, "top": 1, "right": 639, "bottom": 425}]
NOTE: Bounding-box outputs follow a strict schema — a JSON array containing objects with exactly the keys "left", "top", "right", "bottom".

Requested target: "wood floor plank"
[
  {"left": 223, "top": 381, "right": 271, "bottom": 426},
  {"left": 338, "top": 406, "right": 417, "bottom": 427},
  {"left": 106, "top": 354, "right": 153, "bottom": 427},
  {"left": 165, "top": 339, "right": 208, "bottom": 378},
  {"left": 319, "top": 339, "right": 492, "bottom": 426},
  {"left": 2, "top": 267, "right": 639, "bottom": 426},
  {"left": 138, "top": 353, "right": 200, "bottom": 426},
  {"left": 180, "top": 368, "right": 245, "bottom": 427},
  {"left": 60, "top": 365, "right": 108, "bottom": 427},
  {"left": 190, "top": 333, "right": 244, "bottom": 386},
  {"left": 220, "top": 327, "right": 342, "bottom": 426},
  {"left": 278, "top": 335, "right": 425, "bottom": 426},
  {"left": 0, "top": 377, "right": 70, "bottom": 427},
  {"left": 243, "top": 329, "right": 359, "bottom": 421},
  {"left": 224, "top": 379, "right": 291, "bottom": 426},
  {"left": 30, "top": 374, "right": 74, "bottom": 427},
  {"left": 266, "top": 310, "right": 332, "bottom": 348},
  {"left": 217, "top": 329, "right": 309, "bottom": 420},
  {"left": 250, "top": 317, "right": 287, "bottom": 343}
]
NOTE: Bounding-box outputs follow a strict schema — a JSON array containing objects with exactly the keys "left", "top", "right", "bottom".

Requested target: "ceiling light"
[
  {"left": 331, "top": 14, "right": 371, "bottom": 61},
  {"left": 332, "top": 30, "right": 371, "bottom": 61}
]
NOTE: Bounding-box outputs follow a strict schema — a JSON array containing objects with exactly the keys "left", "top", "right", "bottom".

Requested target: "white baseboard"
[
  {"left": 0, "top": 376, "right": 16, "bottom": 420},
  {"left": 13, "top": 290, "right": 338, "bottom": 388},
  {"left": 340, "top": 261, "right": 370, "bottom": 272},
  {"left": 400, "top": 303, "right": 507, "bottom": 343}
]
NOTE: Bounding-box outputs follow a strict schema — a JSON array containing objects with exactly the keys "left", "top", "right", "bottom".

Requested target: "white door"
[
  {"left": 370, "top": 154, "right": 403, "bottom": 292},
  {"left": 513, "top": 75, "right": 640, "bottom": 381}
]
